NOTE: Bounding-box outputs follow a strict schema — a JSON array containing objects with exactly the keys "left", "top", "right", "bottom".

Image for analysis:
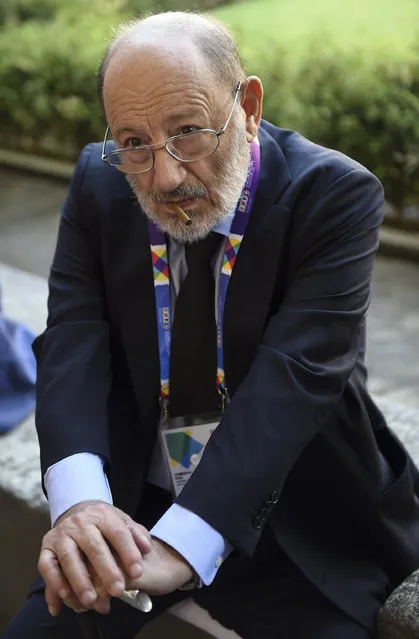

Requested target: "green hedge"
[
  {"left": 0, "top": 0, "right": 235, "bottom": 158},
  {"left": 216, "top": 0, "right": 419, "bottom": 218},
  {"left": 252, "top": 44, "right": 419, "bottom": 219},
  {"left": 0, "top": 0, "right": 230, "bottom": 26},
  {"left": 284, "top": 50, "right": 419, "bottom": 218},
  {"left": 1, "top": 0, "right": 419, "bottom": 216},
  {"left": 0, "top": 18, "right": 107, "bottom": 159}
]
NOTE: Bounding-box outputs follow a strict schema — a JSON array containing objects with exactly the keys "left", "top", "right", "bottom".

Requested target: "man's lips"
[{"left": 164, "top": 199, "right": 198, "bottom": 210}]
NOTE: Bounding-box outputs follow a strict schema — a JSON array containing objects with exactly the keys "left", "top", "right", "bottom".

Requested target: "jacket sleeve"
[
  {"left": 33, "top": 144, "right": 112, "bottom": 478},
  {"left": 176, "top": 168, "right": 385, "bottom": 555}
]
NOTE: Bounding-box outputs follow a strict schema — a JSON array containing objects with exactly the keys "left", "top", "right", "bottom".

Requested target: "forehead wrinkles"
[
  {"left": 104, "top": 41, "right": 214, "bottom": 118},
  {"left": 105, "top": 80, "right": 216, "bottom": 129}
]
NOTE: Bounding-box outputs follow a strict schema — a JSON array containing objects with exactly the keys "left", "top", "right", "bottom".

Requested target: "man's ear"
[{"left": 240, "top": 76, "right": 263, "bottom": 142}]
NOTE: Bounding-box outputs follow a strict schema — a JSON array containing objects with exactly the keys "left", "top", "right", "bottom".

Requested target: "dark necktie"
[{"left": 169, "top": 233, "right": 221, "bottom": 417}]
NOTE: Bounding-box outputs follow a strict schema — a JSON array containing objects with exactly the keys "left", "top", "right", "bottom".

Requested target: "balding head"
[
  {"left": 98, "top": 12, "right": 246, "bottom": 114},
  {"left": 99, "top": 11, "right": 263, "bottom": 242}
]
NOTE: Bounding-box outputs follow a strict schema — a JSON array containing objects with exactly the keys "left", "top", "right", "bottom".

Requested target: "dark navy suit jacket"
[{"left": 33, "top": 121, "right": 419, "bottom": 633}]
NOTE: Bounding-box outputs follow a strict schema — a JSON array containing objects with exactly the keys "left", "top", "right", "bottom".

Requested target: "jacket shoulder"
[
  {"left": 260, "top": 120, "right": 379, "bottom": 189},
  {"left": 72, "top": 142, "right": 132, "bottom": 199}
]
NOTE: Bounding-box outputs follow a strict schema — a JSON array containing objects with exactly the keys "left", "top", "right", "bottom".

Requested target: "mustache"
[{"left": 150, "top": 184, "right": 208, "bottom": 204}]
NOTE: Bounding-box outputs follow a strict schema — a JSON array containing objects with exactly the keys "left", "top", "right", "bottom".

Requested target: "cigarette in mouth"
[{"left": 171, "top": 204, "right": 192, "bottom": 226}]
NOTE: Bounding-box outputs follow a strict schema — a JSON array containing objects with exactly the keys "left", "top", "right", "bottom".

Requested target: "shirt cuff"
[
  {"left": 45, "top": 453, "right": 113, "bottom": 526},
  {"left": 150, "top": 503, "right": 233, "bottom": 586}
]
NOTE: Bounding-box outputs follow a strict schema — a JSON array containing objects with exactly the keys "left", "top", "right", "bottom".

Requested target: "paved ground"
[
  {"left": 368, "top": 258, "right": 419, "bottom": 409},
  {"left": 0, "top": 167, "right": 64, "bottom": 276}
]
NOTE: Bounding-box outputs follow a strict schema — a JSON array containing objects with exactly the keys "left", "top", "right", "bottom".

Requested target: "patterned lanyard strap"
[{"left": 149, "top": 138, "right": 261, "bottom": 414}]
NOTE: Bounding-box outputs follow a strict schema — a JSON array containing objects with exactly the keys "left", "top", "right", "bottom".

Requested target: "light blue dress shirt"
[{"left": 44, "top": 212, "right": 235, "bottom": 585}]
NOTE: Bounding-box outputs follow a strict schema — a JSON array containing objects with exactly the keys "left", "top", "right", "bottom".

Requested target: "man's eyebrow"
[
  {"left": 114, "top": 126, "right": 142, "bottom": 139},
  {"left": 165, "top": 110, "right": 206, "bottom": 125},
  {"left": 114, "top": 112, "right": 207, "bottom": 139}
]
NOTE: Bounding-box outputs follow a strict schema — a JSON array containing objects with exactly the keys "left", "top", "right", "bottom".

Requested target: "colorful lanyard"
[{"left": 149, "top": 139, "right": 260, "bottom": 415}]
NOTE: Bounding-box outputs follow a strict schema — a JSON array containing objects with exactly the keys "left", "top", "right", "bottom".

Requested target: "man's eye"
[
  {"left": 180, "top": 126, "right": 199, "bottom": 135},
  {"left": 126, "top": 137, "right": 143, "bottom": 147}
]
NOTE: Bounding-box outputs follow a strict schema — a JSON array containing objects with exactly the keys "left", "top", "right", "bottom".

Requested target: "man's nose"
[{"left": 151, "top": 148, "right": 188, "bottom": 193}]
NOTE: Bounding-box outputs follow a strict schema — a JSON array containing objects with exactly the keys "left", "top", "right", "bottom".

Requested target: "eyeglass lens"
[{"left": 107, "top": 130, "right": 219, "bottom": 173}]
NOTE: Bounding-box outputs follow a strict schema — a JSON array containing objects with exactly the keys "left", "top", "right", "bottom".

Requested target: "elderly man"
[{"left": 4, "top": 10, "right": 419, "bottom": 639}]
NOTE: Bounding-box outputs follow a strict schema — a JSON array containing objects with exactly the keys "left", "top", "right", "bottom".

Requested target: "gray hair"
[{"left": 97, "top": 11, "right": 246, "bottom": 115}]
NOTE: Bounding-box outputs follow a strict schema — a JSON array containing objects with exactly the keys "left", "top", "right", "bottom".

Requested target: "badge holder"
[{"left": 159, "top": 396, "right": 228, "bottom": 497}]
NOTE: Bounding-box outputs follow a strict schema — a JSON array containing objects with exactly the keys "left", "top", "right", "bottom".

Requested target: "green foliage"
[
  {"left": 215, "top": 0, "right": 419, "bottom": 216},
  {"left": 0, "top": 0, "right": 58, "bottom": 25},
  {"left": 0, "top": 0, "right": 230, "bottom": 26},
  {"left": 282, "top": 49, "right": 419, "bottom": 217},
  {"left": 0, "top": 18, "right": 108, "bottom": 159},
  {"left": 125, "top": 0, "right": 232, "bottom": 12},
  {"left": 0, "top": 0, "right": 234, "bottom": 159},
  {"left": 1, "top": 0, "right": 419, "bottom": 214}
]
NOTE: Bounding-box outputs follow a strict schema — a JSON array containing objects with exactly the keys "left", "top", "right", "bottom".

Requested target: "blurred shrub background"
[{"left": 1, "top": 0, "right": 419, "bottom": 220}]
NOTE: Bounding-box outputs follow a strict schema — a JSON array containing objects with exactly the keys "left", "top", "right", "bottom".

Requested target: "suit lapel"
[
  {"left": 107, "top": 192, "right": 161, "bottom": 419},
  {"left": 223, "top": 126, "right": 292, "bottom": 396}
]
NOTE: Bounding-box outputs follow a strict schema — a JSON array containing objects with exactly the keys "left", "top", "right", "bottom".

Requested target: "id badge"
[{"left": 159, "top": 410, "right": 221, "bottom": 497}]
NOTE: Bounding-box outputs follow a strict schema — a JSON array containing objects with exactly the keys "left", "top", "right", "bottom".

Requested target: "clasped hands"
[{"left": 38, "top": 501, "right": 194, "bottom": 616}]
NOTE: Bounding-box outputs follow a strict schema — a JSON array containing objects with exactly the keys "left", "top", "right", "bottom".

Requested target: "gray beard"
[{"left": 127, "top": 136, "right": 251, "bottom": 243}]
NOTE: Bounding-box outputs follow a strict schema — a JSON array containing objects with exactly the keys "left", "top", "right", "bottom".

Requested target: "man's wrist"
[
  {"left": 151, "top": 537, "right": 200, "bottom": 590},
  {"left": 178, "top": 572, "right": 202, "bottom": 590},
  {"left": 150, "top": 504, "right": 233, "bottom": 586}
]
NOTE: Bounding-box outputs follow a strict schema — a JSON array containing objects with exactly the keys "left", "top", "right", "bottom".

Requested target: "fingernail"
[
  {"left": 48, "top": 605, "right": 58, "bottom": 617},
  {"left": 129, "top": 562, "right": 142, "bottom": 578},
  {"left": 102, "top": 601, "right": 111, "bottom": 615},
  {"left": 95, "top": 600, "right": 111, "bottom": 615},
  {"left": 81, "top": 590, "right": 97, "bottom": 606},
  {"left": 109, "top": 580, "right": 124, "bottom": 596}
]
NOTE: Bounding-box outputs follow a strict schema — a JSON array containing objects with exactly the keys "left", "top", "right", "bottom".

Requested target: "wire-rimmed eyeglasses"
[{"left": 101, "top": 82, "right": 242, "bottom": 174}]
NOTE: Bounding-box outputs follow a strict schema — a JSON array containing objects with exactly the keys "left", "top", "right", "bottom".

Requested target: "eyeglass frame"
[{"left": 101, "top": 82, "right": 242, "bottom": 174}]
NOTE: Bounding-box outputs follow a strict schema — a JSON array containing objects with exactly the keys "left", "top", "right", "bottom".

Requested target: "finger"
[
  {"left": 96, "top": 517, "right": 146, "bottom": 580},
  {"left": 92, "top": 596, "right": 111, "bottom": 615},
  {"left": 41, "top": 551, "right": 89, "bottom": 614},
  {"left": 46, "top": 579, "right": 87, "bottom": 614},
  {"left": 62, "top": 597, "right": 88, "bottom": 613},
  {"left": 41, "top": 548, "right": 98, "bottom": 614},
  {"left": 129, "top": 525, "right": 152, "bottom": 556},
  {"left": 88, "top": 565, "right": 113, "bottom": 615},
  {"left": 39, "top": 548, "right": 73, "bottom": 608},
  {"left": 115, "top": 509, "right": 151, "bottom": 553},
  {"left": 54, "top": 538, "right": 98, "bottom": 608},
  {"left": 76, "top": 525, "right": 125, "bottom": 597},
  {"left": 44, "top": 583, "right": 63, "bottom": 617},
  {"left": 91, "top": 589, "right": 111, "bottom": 615},
  {"left": 72, "top": 588, "right": 109, "bottom": 616}
]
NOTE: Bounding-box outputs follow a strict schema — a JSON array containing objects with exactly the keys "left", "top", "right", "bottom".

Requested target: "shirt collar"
[{"left": 212, "top": 207, "right": 235, "bottom": 237}]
